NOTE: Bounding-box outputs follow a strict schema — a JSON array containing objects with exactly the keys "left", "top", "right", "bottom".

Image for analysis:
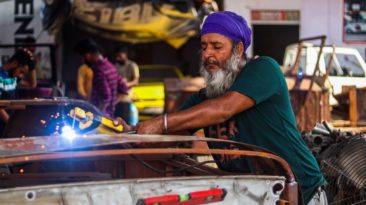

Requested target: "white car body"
[{"left": 282, "top": 43, "right": 366, "bottom": 105}]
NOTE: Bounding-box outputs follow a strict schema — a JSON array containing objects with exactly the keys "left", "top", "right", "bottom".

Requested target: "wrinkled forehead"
[{"left": 201, "top": 33, "right": 233, "bottom": 45}]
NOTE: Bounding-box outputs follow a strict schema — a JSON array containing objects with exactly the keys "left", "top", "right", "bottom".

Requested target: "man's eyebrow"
[
  {"left": 211, "top": 41, "right": 223, "bottom": 45},
  {"left": 201, "top": 41, "right": 223, "bottom": 45}
]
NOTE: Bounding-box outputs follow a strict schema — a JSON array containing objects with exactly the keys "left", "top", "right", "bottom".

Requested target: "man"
[
  {"left": 114, "top": 45, "right": 140, "bottom": 88},
  {"left": 74, "top": 39, "right": 128, "bottom": 117},
  {"left": 77, "top": 63, "right": 93, "bottom": 100},
  {"left": 114, "top": 46, "right": 140, "bottom": 125},
  {"left": 17, "top": 36, "right": 37, "bottom": 89},
  {"left": 120, "top": 11, "right": 327, "bottom": 205},
  {"left": 0, "top": 48, "right": 35, "bottom": 123}
]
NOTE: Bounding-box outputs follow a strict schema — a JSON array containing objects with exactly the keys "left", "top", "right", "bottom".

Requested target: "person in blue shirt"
[{"left": 0, "top": 48, "right": 35, "bottom": 123}]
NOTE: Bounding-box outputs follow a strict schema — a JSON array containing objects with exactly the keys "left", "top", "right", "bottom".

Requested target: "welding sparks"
[{"left": 61, "top": 125, "right": 77, "bottom": 141}]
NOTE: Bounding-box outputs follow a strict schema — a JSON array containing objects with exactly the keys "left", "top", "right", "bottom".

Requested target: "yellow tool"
[{"left": 69, "top": 107, "right": 123, "bottom": 133}]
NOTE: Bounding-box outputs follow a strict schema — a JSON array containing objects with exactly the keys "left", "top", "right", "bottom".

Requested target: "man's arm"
[
  {"left": 0, "top": 109, "right": 9, "bottom": 123},
  {"left": 77, "top": 67, "right": 88, "bottom": 99},
  {"left": 117, "top": 75, "right": 128, "bottom": 95},
  {"left": 136, "top": 91, "right": 255, "bottom": 134},
  {"left": 93, "top": 67, "right": 111, "bottom": 115},
  {"left": 18, "top": 70, "right": 37, "bottom": 89},
  {"left": 126, "top": 63, "right": 139, "bottom": 88}
]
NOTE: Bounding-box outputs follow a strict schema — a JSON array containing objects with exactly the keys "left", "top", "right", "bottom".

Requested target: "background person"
[
  {"left": 74, "top": 39, "right": 128, "bottom": 117},
  {"left": 0, "top": 48, "right": 35, "bottom": 128},
  {"left": 114, "top": 45, "right": 140, "bottom": 125},
  {"left": 77, "top": 63, "right": 93, "bottom": 100}
]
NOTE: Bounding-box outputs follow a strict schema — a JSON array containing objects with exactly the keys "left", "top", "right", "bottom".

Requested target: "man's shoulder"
[
  {"left": 247, "top": 56, "right": 280, "bottom": 68},
  {"left": 0, "top": 68, "right": 11, "bottom": 79},
  {"left": 127, "top": 60, "right": 139, "bottom": 68},
  {"left": 241, "top": 56, "right": 282, "bottom": 76},
  {"left": 97, "top": 59, "right": 118, "bottom": 72}
]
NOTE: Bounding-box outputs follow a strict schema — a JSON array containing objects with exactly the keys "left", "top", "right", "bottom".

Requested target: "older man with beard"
[{"left": 120, "top": 11, "right": 327, "bottom": 205}]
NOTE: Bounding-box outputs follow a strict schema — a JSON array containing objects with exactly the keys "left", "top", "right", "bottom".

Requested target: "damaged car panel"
[{"left": 0, "top": 99, "right": 299, "bottom": 204}]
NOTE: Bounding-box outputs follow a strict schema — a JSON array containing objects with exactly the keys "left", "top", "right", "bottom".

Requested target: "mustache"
[{"left": 203, "top": 58, "right": 220, "bottom": 67}]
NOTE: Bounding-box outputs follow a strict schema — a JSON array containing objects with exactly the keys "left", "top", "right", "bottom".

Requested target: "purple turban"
[{"left": 201, "top": 11, "right": 252, "bottom": 51}]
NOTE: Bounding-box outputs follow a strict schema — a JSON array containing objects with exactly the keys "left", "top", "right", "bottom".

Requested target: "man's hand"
[
  {"left": 0, "top": 109, "right": 9, "bottom": 123},
  {"left": 135, "top": 116, "right": 164, "bottom": 134},
  {"left": 113, "top": 117, "right": 134, "bottom": 133}
]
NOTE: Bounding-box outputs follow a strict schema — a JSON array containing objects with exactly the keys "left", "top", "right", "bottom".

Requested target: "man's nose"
[{"left": 202, "top": 48, "right": 213, "bottom": 59}]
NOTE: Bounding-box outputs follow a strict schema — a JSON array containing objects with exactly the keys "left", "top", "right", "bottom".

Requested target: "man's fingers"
[
  {"left": 113, "top": 117, "right": 125, "bottom": 125},
  {"left": 113, "top": 117, "right": 133, "bottom": 132}
]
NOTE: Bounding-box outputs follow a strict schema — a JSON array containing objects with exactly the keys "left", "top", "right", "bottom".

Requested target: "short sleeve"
[
  {"left": 179, "top": 89, "right": 206, "bottom": 111},
  {"left": 229, "top": 57, "right": 283, "bottom": 104}
]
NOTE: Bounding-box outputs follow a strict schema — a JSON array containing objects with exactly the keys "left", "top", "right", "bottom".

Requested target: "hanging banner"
[
  {"left": 69, "top": 0, "right": 217, "bottom": 48},
  {"left": 251, "top": 10, "right": 300, "bottom": 24},
  {"left": 0, "top": 0, "right": 54, "bottom": 45}
]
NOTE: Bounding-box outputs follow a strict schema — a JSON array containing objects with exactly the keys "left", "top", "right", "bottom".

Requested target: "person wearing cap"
[
  {"left": 117, "top": 11, "right": 326, "bottom": 205},
  {"left": 0, "top": 48, "right": 35, "bottom": 123}
]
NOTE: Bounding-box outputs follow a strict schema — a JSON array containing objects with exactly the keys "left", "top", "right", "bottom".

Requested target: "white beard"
[{"left": 200, "top": 51, "right": 242, "bottom": 98}]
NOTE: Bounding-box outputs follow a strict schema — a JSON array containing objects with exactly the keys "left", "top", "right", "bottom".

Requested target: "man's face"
[
  {"left": 9, "top": 64, "right": 29, "bottom": 78},
  {"left": 201, "top": 33, "right": 234, "bottom": 74},
  {"left": 82, "top": 53, "right": 94, "bottom": 67},
  {"left": 200, "top": 33, "right": 243, "bottom": 98},
  {"left": 115, "top": 52, "right": 128, "bottom": 65}
]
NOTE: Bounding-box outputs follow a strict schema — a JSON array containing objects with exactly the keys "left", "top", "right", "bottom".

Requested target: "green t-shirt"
[{"left": 180, "top": 56, "right": 324, "bottom": 204}]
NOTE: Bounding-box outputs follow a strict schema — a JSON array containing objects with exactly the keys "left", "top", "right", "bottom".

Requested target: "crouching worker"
[
  {"left": 0, "top": 49, "right": 35, "bottom": 134},
  {"left": 116, "top": 11, "right": 327, "bottom": 205}
]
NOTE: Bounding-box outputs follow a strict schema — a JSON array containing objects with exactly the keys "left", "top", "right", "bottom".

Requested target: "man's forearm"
[
  {"left": 0, "top": 109, "right": 9, "bottom": 123},
  {"left": 166, "top": 99, "right": 230, "bottom": 133},
  {"left": 165, "top": 91, "right": 255, "bottom": 133}
]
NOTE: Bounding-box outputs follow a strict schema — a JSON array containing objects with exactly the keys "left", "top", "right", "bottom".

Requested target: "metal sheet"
[
  {"left": 0, "top": 175, "right": 286, "bottom": 205},
  {"left": 0, "top": 134, "right": 263, "bottom": 157}
]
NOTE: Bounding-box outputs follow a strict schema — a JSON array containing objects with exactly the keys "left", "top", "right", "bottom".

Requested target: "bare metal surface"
[
  {"left": 0, "top": 175, "right": 285, "bottom": 205},
  {"left": 0, "top": 148, "right": 295, "bottom": 182}
]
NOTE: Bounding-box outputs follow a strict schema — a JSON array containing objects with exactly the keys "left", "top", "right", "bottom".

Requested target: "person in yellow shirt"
[{"left": 77, "top": 63, "right": 93, "bottom": 100}]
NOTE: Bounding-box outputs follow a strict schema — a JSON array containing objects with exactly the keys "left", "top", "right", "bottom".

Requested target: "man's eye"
[{"left": 214, "top": 46, "right": 222, "bottom": 50}]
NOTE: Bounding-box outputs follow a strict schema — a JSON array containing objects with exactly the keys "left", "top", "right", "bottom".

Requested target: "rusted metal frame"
[
  {"left": 290, "top": 35, "right": 327, "bottom": 77},
  {"left": 0, "top": 148, "right": 295, "bottom": 183},
  {"left": 325, "top": 45, "right": 336, "bottom": 78},
  {"left": 161, "top": 159, "right": 217, "bottom": 176},
  {"left": 314, "top": 44, "right": 336, "bottom": 90},
  {"left": 0, "top": 99, "right": 85, "bottom": 107},
  {"left": 176, "top": 156, "right": 232, "bottom": 175},
  {"left": 0, "top": 134, "right": 269, "bottom": 157},
  {"left": 289, "top": 42, "right": 304, "bottom": 76},
  {"left": 348, "top": 86, "right": 358, "bottom": 126},
  {"left": 301, "top": 35, "right": 327, "bottom": 108},
  {"left": 0, "top": 99, "right": 103, "bottom": 116},
  {"left": 0, "top": 172, "right": 110, "bottom": 179}
]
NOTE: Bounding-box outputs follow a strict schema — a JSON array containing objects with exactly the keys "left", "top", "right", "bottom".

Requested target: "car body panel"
[
  {"left": 0, "top": 176, "right": 285, "bottom": 205},
  {"left": 0, "top": 99, "right": 299, "bottom": 204}
]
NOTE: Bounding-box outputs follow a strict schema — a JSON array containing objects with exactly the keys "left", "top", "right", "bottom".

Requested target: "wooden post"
[{"left": 349, "top": 86, "right": 358, "bottom": 127}]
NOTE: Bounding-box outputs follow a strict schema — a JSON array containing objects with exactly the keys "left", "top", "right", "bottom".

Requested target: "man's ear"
[{"left": 237, "top": 42, "right": 244, "bottom": 55}]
